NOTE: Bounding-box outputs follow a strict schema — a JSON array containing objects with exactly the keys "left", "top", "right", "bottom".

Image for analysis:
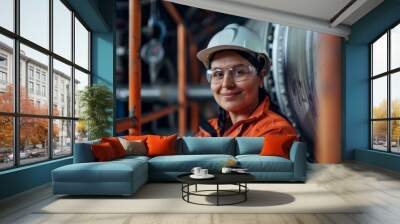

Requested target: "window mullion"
[
  {"left": 71, "top": 10, "right": 76, "bottom": 155},
  {"left": 370, "top": 45, "right": 374, "bottom": 149},
  {"left": 49, "top": 0, "right": 53, "bottom": 160},
  {"left": 13, "top": 0, "right": 20, "bottom": 167},
  {"left": 388, "top": 30, "right": 391, "bottom": 152}
]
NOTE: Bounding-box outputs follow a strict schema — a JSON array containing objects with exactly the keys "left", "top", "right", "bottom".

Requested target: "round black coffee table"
[{"left": 177, "top": 173, "right": 255, "bottom": 206}]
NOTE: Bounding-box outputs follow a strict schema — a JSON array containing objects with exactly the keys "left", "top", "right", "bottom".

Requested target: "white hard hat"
[{"left": 197, "top": 23, "right": 271, "bottom": 69}]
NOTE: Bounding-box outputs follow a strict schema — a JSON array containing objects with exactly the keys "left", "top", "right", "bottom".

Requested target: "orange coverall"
[{"left": 195, "top": 97, "right": 297, "bottom": 137}]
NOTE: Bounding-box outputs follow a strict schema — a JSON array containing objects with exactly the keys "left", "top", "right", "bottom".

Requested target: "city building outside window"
[
  {"left": 371, "top": 22, "right": 400, "bottom": 154},
  {"left": 0, "top": 0, "right": 91, "bottom": 170}
]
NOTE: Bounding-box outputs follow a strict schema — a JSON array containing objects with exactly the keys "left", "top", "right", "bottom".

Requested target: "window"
[
  {"left": 20, "top": 0, "right": 49, "bottom": 49},
  {"left": 0, "top": 71, "right": 6, "bottom": 85},
  {"left": 371, "top": 23, "right": 400, "bottom": 154},
  {"left": 53, "top": 119, "right": 72, "bottom": 158},
  {"left": 0, "top": 55, "right": 7, "bottom": 67},
  {"left": 35, "top": 70, "right": 41, "bottom": 81},
  {"left": 0, "top": 54, "right": 7, "bottom": 86},
  {"left": 0, "top": 35, "right": 13, "bottom": 114},
  {"left": 0, "top": 0, "right": 14, "bottom": 32},
  {"left": 53, "top": 59, "right": 72, "bottom": 117},
  {"left": 42, "top": 85, "right": 46, "bottom": 97},
  {"left": 36, "top": 83, "right": 40, "bottom": 95},
  {"left": 0, "top": 0, "right": 91, "bottom": 170},
  {"left": 54, "top": 89, "right": 58, "bottom": 102},
  {"left": 53, "top": 0, "right": 72, "bottom": 60},
  {"left": 74, "top": 68, "right": 89, "bottom": 119},
  {"left": 75, "top": 17, "right": 89, "bottom": 70},
  {"left": 28, "top": 67, "right": 34, "bottom": 80},
  {"left": 28, "top": 81, "right": 34, "bottom": 94}
]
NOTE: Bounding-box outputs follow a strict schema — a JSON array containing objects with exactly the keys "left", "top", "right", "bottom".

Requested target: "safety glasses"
[{"left": 206, "top": 64, "right": 257, "bottom": 84}]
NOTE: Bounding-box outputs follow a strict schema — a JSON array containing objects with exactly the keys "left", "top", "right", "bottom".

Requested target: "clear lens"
[{"left": 206, "top": 65, "right": 256, "bottom": 84}]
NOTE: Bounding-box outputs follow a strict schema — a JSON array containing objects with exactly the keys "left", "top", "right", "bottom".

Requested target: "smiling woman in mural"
[{"left": 195, "top": 23, "right": 296, "bottom": 137}]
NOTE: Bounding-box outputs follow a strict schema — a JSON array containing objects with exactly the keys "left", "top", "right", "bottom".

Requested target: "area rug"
[{"left": 37, "top": 183, "right": 362, "bottom": 214}]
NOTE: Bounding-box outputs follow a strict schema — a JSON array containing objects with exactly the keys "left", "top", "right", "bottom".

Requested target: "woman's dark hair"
[{"left": 200, "top": 50, "right": 270, "bottom": 136}]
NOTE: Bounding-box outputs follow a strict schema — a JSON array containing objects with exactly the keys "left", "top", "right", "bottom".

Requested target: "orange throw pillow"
[
  {"left": 91, "top": 142, "right": 117, "bottom": 161},
  {"left": 260, "top": 135, "right": 298, "bottom": 159},
  {"left": 146, "top": 134, "right": 177, "bottom": 157},
  {"left": 101, "top": 137, "right": 127, "bottom": 158}
]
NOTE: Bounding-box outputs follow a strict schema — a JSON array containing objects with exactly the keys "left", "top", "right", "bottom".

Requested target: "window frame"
[
  {"left": 0, "top": 0, "right": 92, "bottom": 171},
  {"left": 370, "top": 20, "right": 400, "bottom": 154}
]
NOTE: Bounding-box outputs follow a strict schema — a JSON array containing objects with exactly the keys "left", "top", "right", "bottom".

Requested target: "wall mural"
[{"left": 115, "top": 4, "right": 342, "bottom": 162}]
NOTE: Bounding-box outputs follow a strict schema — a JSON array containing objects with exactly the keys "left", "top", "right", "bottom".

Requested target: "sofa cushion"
[
  {"left": 146, "top": 134, "right": 177, "bottom": 157},
  {"left": 101, "top": 137, "right": 127, "bottom": 158},
  {"left": 118, "top": 138, "right": 147, "bottom": 156},
  {"left": 73, "top": 139, "right": 100, "bottom": 163},
  {"left": 115, "top": 155, "right": 150, "bottom": 163},
  {"left": 91, "top": 142, "right": 118, "bottom": 161},
  {"left": 148, "top": 154, "right": 235, "bottom": 172},
  {"left": 236, "top": 155, "right": 293, "bottom": 172},
  {"left": 235, "top": 137, "right": 264, "bottom": 155},
  {"left": 52, "top": 158, "right": 147, "bottom": 183},
  {"left": 179, "top": 137, "right": 235, "bottom": 155},
  {"left": 260, "top": 135, "right": 297, "bottom": 159}
]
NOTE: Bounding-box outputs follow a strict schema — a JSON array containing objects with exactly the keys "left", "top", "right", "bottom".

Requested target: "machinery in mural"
[{"left": 247, "top": 21, "right": 318, "bottom": 149}]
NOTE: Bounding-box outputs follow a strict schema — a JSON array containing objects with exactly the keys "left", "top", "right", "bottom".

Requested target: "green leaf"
[{"left": 79, "top": 84, "right": 113, "bottom": 140}]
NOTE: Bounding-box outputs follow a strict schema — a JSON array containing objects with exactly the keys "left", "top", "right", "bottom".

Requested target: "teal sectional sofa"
[{"left": 52, "top": 137, "right": 307, "bottom": 196}]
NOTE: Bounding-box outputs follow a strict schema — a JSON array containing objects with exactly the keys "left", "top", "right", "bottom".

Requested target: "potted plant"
[{"left": 79, "top": 84, "right": 113, "bottom": 140}]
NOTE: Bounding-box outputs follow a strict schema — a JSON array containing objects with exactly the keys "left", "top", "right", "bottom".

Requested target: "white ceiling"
[{"left": 165, "top": 0, "right": 384, "bottom": 38}]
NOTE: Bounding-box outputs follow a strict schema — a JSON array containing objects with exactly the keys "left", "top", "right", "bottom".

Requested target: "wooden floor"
[{"left": 1, "top": 162, "right": 400, "bottom": 224}]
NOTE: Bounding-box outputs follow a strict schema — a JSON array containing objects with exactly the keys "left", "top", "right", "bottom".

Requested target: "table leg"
[
  {"left": 195, "top": 184, "right": 197, "bottom": 192},
  {"left": 217, "top": 184, "right": 219, "bottom": 206},
  {"left": 181, "top": 184, "right": 183, "bottom": 199},
  {"left": 187, "top": 184, "right": 190, "bottom": 202},
  {"left": 245, "top": 183, "right": 247, "bottom": 201}
]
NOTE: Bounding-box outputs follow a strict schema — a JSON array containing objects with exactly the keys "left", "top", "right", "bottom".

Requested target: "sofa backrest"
[
  {"left": 178, "top": 137, "right": 235, "bottom": 155},
  {"left": 73, "top": 139, "right": 100, "bottom": 163},
  {"left": 235, "top": 137, "right": 264, "bottom": 155}
]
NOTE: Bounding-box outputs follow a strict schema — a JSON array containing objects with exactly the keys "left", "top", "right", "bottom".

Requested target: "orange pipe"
[
  {"left": 191, "top": 102, "right": 200, "bottom": 134},
  {"left": 315, "top": 34, "right": 342, "bottom": 163},
  {"left": 190, "top": 42, "right": 200, "bottom": 134},
  {"left": 162, "top": 1, "right": 191, "bottom": 136},
  {"left": 128, "top": 0, "right": 141, "bottom": 135},
  {"left": 178, "top": 24, "right": 187, "bottom": 136},
  {"left": 115, "top": 116, "right": 137, "bottom": 133},
  {"left": 162, "top": 1, "right": 184, "bottom": 24},
  {"left": 142, "top": 106, "right": 178, "bottom": 124}
]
